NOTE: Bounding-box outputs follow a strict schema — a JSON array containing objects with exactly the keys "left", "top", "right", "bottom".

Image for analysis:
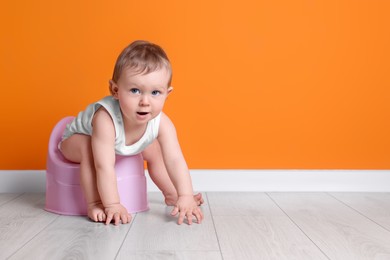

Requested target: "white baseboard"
[{"left": 0, "top": 170, "right": 389, "bottom": 193}]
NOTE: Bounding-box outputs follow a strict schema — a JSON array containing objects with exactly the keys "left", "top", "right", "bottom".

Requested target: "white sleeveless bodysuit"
[{"left": 62, "top": 96, "right": 161, "bottom": 156}]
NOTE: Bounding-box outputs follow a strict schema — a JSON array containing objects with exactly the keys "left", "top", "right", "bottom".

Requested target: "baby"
[{"left": 59, "top": 40, "right": 203, "bottom": 225}]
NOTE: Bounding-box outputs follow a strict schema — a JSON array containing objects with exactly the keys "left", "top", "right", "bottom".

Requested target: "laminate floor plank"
[
  {"left": 0, "top": 193, "right": 21, "bottom": 207},
  {"left": 269, "top": 192, "right": 390, "bottom": 260},
  {"left": 3, "top": 192, "right": 390, "bottom": 260},
  {"left": 116, "top": 192, "right": 220, "bottom": 259},
  {"left": 0, "top": 193, "right": 58, "bottom": 259},
  {"left": 330, "top": 192, "right": 390, "bottom": 231},
  {"left": 207, "top": 192, "right": 329, "bottom": 260},
  {"left": 121, "top": 250, "right": 222, "bottom": 260},
  {"left": 9, "top": 214, "right": 132, "bottom": 260}
]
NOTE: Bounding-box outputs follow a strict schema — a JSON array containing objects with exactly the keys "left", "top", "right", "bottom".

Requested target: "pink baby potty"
[{"left": 45, "top": 116, "right": 149, "bottom": 215}]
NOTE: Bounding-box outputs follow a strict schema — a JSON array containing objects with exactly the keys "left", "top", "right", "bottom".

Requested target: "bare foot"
[
  {"left": 194, "top": 193, "right": 204, "bottom": 206},
  {"left": 88, "top": 202, "right": 106, "bottom": 222},
  {"left": 164, "top": 193, "right": 177, "bottom": 206},
  {"left": 164, "top": 193, "right": 204, "bottom": 206}
]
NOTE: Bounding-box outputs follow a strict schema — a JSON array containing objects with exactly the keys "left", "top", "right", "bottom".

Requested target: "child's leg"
[
  {"left": 142, "top": 140, "right": 204, "bottom": 206},
  {"left": 60, "top": 134, "right": 106, "bottom": 222}
]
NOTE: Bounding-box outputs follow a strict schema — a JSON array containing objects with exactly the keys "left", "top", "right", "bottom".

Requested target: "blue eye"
[
  {"left": 151, "top": 90, "right": 161, "bottom": 96},
  {"left": 130, "top": 88, "right": 140, "bottom": 94}
]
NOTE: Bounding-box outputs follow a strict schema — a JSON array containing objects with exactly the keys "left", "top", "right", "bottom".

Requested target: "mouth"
[{"left": 137, "top": 112, "right": 149, "bottom": 116}]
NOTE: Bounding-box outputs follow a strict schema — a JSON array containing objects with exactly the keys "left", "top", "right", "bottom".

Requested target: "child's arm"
[
  {"left": 157, "top": 113, "right": 204, "bottom": 225},
  {"left": 91, "top": 108, "right": 131, "bottom": 225}
]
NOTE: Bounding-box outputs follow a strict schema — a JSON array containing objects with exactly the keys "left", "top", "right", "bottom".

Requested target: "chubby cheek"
[
  {"left": 119, "top": 101, "right": 137, "bottom": 115},
  {"left": 153, "top": 102, "right": 166, "bottom": 113}
]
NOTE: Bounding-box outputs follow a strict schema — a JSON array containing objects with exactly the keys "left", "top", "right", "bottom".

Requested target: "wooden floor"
[{"left": 1, "top": 192, "right": 390, "bottom": 260}]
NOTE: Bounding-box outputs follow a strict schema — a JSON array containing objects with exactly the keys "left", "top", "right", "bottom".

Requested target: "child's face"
[{"left": 112, "top": 67, "right": 172, "bottom": 125}]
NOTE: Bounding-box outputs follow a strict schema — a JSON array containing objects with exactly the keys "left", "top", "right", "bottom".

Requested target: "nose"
[{"left": 139, "top": 94, "right": 150, "bottom": 106}]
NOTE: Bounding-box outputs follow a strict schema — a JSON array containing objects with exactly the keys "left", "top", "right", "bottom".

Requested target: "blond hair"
[{"left": 110, "top": 40, "right": 172, "bottom": 94}]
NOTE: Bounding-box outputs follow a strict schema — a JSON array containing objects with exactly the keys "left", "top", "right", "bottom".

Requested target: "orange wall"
[{"left": 1, "top": 0, "right": 389, "bottom": 170}]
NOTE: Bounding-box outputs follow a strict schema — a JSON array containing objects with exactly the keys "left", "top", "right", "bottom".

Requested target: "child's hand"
[
  {"left": 170, "top": 195, "right": 204, "bottom": 225},
  {"left": 104, "top": 203, "right": 132, "bottom": 225}
]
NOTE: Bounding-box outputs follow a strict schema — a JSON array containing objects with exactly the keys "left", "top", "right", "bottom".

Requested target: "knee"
[{"left": 61, "top": 134, "right": 93, "bottom": 163}]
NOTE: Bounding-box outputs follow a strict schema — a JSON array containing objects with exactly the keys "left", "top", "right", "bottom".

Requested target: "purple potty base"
[{"left": 45, "top": 116, "right": 149, "bottom": 215}]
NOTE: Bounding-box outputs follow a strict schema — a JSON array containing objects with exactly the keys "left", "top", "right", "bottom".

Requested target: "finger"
[
  {"left": 177, "top": 210, "right": 186, "bottom": 225},
  {"left": 114, "top": 213, "right": 120, "bottom": 225},
  {"left": 105, "top": 213, "right": 113, "bottom": 225},
  {"left": 187, "top": 212, "right": 193, "bottom": 225},
  {"left": 194, "top": 209, "right": 203, "bottom": 224},
  {"left": 171, "top": 206, "right": 179, "bottom": 216},
  {"left": 121, "top": 214, "right": 128, "bottom": 224},
  {"left": 199, "top": 208, "right": 204, "bottom": 220}
]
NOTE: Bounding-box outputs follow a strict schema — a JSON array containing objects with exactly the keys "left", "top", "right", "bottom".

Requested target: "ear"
[
  {"left": 109, "top": 80, "right": 119, "bottom": 99},
  {"left": 167, "top": 86, "right": 174, "bottom": 95}
]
